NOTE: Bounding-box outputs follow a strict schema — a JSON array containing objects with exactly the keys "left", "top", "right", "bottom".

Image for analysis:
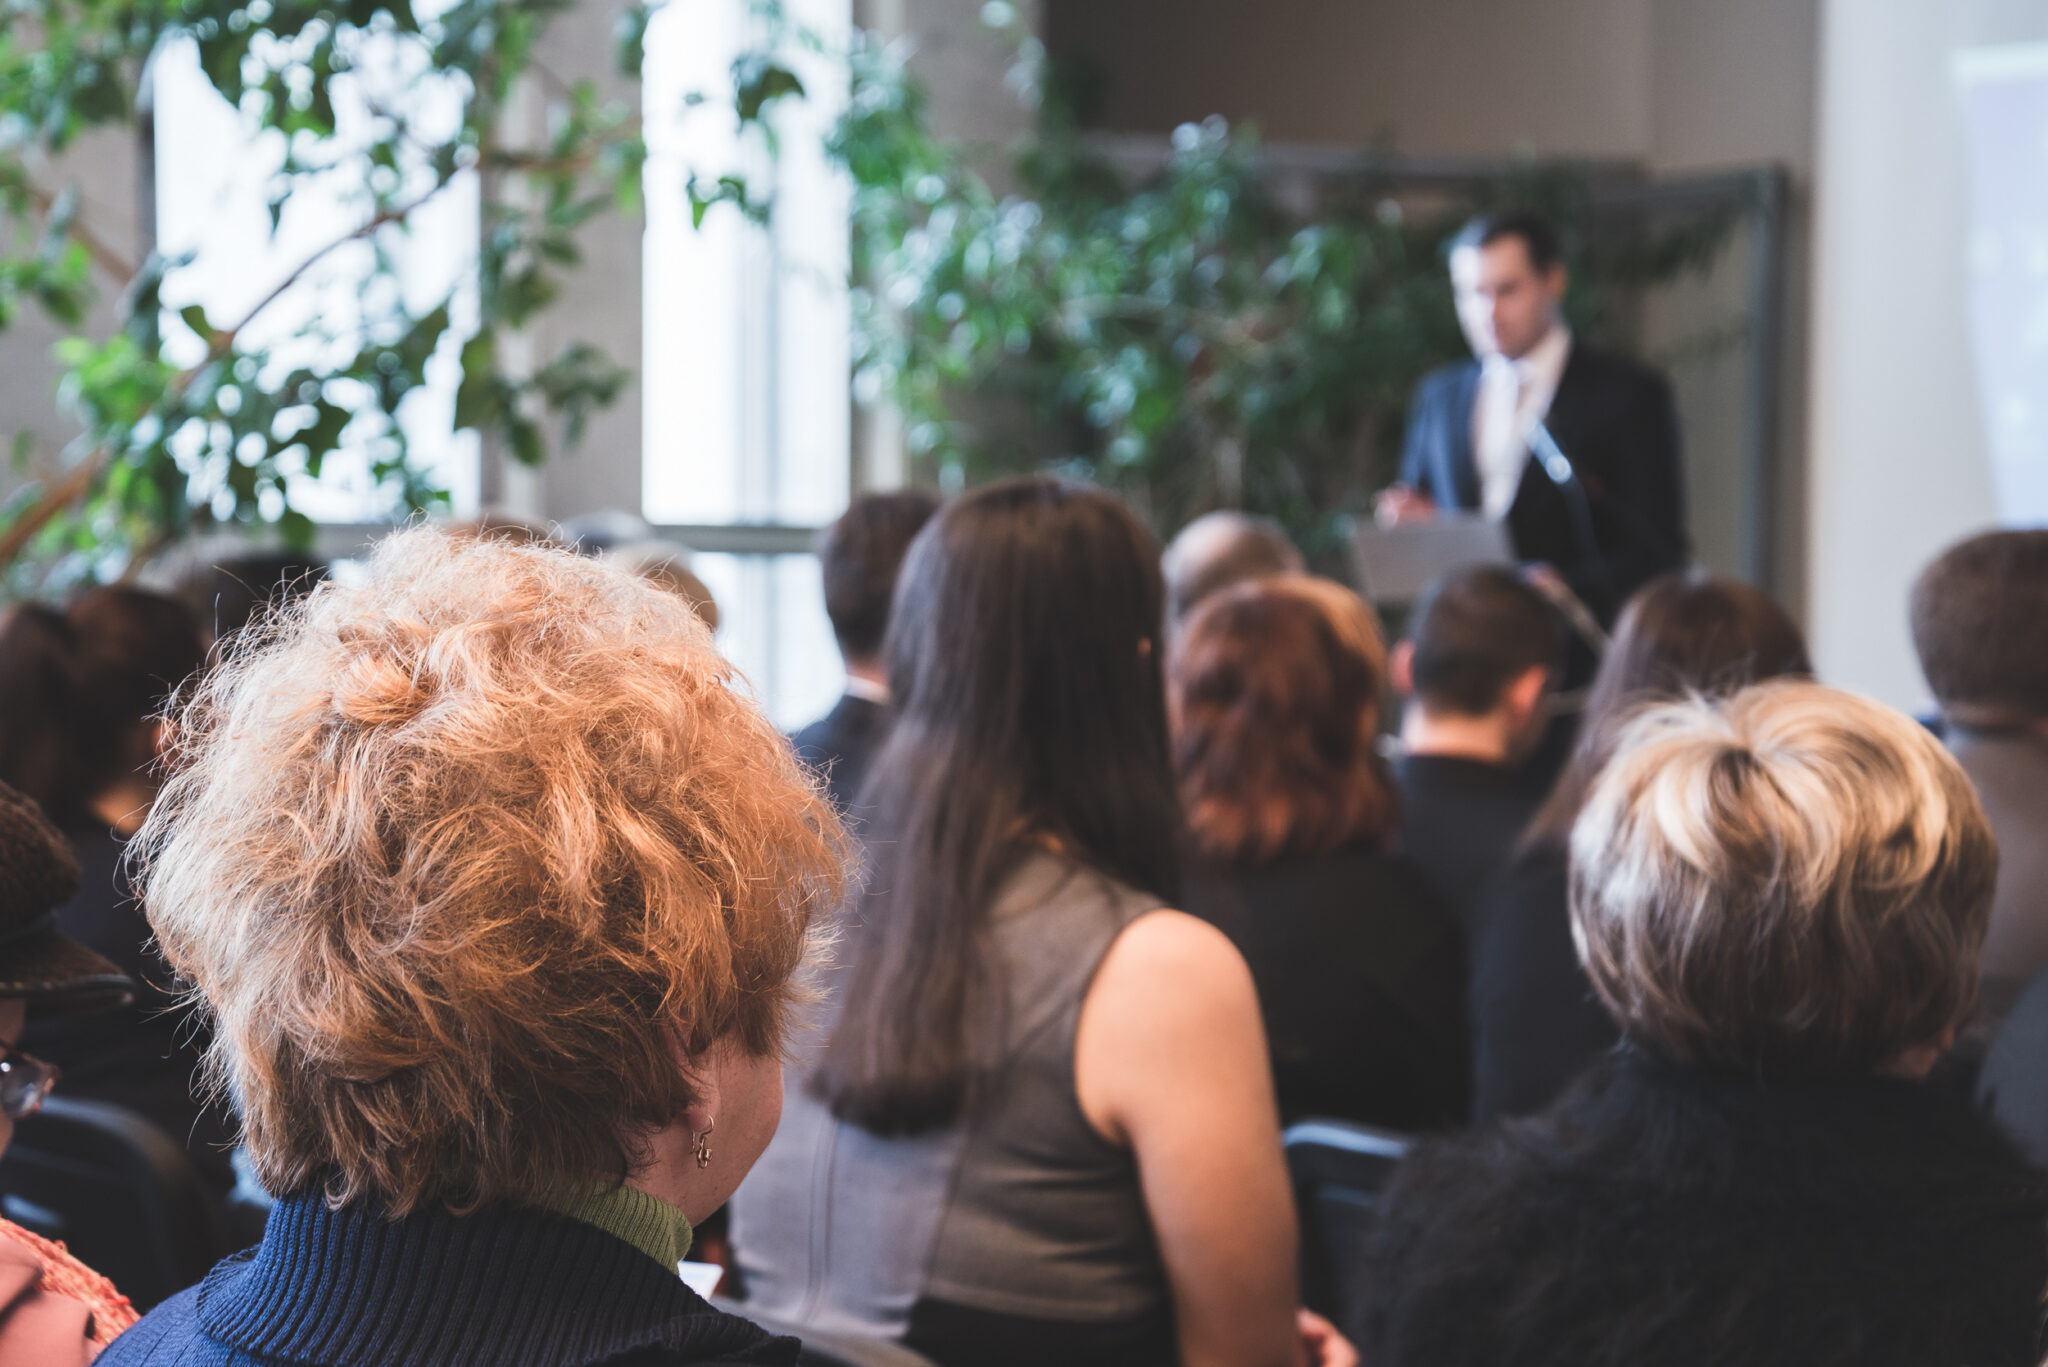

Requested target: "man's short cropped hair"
[
  {"left": 1910, "top": 528, "right": 2048, "bottom": 724},
  {"left": 1403, "top": 566, "right": 1562, "bottom": 715},
  {"left": 1450, "top": 211, "right": 1564, "bottom": 274},
  {"left": 819, "top": 490, "right": 943, "bottom": 661},
  {"left": 134, "top": 528, "right": 847, "bottom": 1214},
  {"left": 1161, "top": 511, "right": 1307, "bottom": 625},
  {"left": 1570, "top": 680, "right": 1994, "bottom": 1079}
]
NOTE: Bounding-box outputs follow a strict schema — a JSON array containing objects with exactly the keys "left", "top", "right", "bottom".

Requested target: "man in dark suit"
[
  {"left": 792, "top": 489, "right": 941, "bottom": 814},
  {"left": 1382, "top": 213, "right": 1688, "bottom": 621}
]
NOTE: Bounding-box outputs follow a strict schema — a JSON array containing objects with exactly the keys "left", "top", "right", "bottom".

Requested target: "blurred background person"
[
  {"left": 1159, "top": 510, "right": 1305, "bottom": 630},
  {"left": 152, "top": 542, "right": 328, "bottom": 653},
  {"left": 1389, "top": 566, "right": 1561, "bottom": 938},
  {"left": 0, "top": 590, "right": 232, "bottom": 1194},
  {"left": 1909, "top": 529, "right": 2048, "bottom": 1039},
  {"left": 1381, "top": 212, "right": 1687, "bottom": 622},
  {"left": 0, "top": 779, "right": 139, "bottom": 1363},
  {"left": 1171, "top": 575, "right": 1467, "bottom": 1129},
  {"left": 104, "top": 528, "right": 847, "bottom": 1367},
  {"left": 734, "top": 479, "right": 1339, "bottom": 1367},
  {"left": 1471, "top": 570, "right": 1810, "bottom": 1121},
  {"left": 602, "top": 540, "right": 721, "bottom": 633},
  {"left": 793, "top": 489, "right": 941, "bottom": 814},
  {"left": 1352, "top": 682, "right": 2045, "bottom": 1367}
]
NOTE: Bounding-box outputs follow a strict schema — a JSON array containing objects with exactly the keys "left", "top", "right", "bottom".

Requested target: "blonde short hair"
[
  {"left": 1569, "top": 680, "right": 1994, "bottom": 1077},
  {"left": 136, "top": 527, "right": 846, "bottom": 1213}
]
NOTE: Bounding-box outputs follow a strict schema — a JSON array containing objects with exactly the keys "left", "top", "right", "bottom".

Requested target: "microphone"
[
  {"left": 1527, "top": 424, "right": 1579, "bottom": 490},
  {"left": 1526, "top": 422, "right": 1615, "bottom": 619}
]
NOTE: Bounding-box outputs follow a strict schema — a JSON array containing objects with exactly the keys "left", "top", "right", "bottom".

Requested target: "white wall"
[{"left": 1807, "top": 0, "right": 2048, "bottom": 710}]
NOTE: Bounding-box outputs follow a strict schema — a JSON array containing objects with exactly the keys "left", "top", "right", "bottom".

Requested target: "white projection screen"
[{"left": 1955, "top": 43, "right": 2048, "bottom": 525}]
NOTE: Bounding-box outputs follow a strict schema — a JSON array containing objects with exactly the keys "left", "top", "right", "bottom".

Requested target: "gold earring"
[{"left": 693, "top": 1124, "right": 714, "bottom": 1169}]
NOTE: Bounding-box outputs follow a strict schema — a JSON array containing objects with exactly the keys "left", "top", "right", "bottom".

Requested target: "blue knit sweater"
[{"left": 97, "top": 1189, "right": 799, "bottom": 1367}]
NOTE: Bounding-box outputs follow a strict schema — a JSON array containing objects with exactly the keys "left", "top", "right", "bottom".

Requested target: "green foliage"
[
  {"left": 824, "top": 24, "right": 1739, "bottom": 557},
  {"left": 0, "top": 0, "right": 651, "bottom": 587}
]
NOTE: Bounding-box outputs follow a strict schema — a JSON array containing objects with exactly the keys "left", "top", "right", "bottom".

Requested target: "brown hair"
[
  {"left": 1911, "top": 528, "right": 2048, "bottom": 725},
  {"left": 133, "top": 527, "right": 847, "bottom": 1214},
  {"left": 1571, "top": 681, "right": 1993, "bottom": 1077},
  {"left": 1170, "top": 575, "right": 1395, "bottom": 865},
  {"left": 1527, "top": 570, "right": 1810, "bottom": 849},
  {"left": 0, "top": 588, "right": 203, "bottom": 823},
  {"left": 817, "top": 490, "right": 943, "bottom": 661}
]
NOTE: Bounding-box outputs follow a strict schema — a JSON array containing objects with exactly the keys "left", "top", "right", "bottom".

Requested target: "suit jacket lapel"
[{"left": 1445, "top": 361, "right": 1483, "bottom": 510}]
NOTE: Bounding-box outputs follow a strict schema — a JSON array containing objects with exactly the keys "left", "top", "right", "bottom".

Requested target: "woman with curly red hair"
[
  {"left": 1169, "top": 575, "right": 1468, "bottom": 1129},
  {"left": 100, "top": 527, "right": 848, "bottom": 1367}
]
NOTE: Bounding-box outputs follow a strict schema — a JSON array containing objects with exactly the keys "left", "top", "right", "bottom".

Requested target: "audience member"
[
  {"left": 0, "top": 780, "right": 139, "bottom": 1362},
  {"left": 1390, "top": 566, "right": 1560, "bottom": 934},
  {"left": 1471, "top": 570, "right": 1809, "bottom": 1121},
  {"left": 603, "top": 539, "right": 721, "bottom": 632},
  {"left": 1979, "top": 965, "right": 2048, "bottom": 1167},
  {"left": 792, "top": 489, "right": 940, "bottom": 813},
  {"left": 733, "top": 479, "right": 1341, "bottom": 1367},
  {"left": 1910, "top": 529, "right": 2048, "bottom": 1033},
  {"left": 1171, "top": 575, "right": 1467, "bottom": 1129},
  {"left": 1159, "top": 509, "right": 1305, "bottom": 627},
  {"left": 0, "top": 591, "right": 232, "bottom": 1191},
  {"left": 101, "top": 528, "right": 847, "bottom": 1367},
  {"left": 153, "top": 542, "right": 327, "bottom": 650},
  {"left": 1353, "top": 682, "right": 2046, "bottom": 1367}
]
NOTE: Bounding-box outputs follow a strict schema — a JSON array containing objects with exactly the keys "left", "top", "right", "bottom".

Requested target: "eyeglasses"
[{"left": 0, "top": 1048, "right": 59, "bottom": 1121}]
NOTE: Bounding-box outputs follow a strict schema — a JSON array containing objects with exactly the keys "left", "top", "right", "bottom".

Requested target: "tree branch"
[
  {"left": 0, "top": 448, "right": 109, "bottom": 568},
  {"left": 24, "top": 181, "right": 138, "bottom": 285},
  {"left": 217, "top": 172, "right": 462, "bottom": 350}
]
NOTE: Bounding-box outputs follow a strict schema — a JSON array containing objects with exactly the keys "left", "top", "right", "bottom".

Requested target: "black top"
[
  {"left": 1399, "top": 344, "right": 1688, "bottom": 620},
  {"left": 1468, "top": 842, "right": 1619, "bottom": 1122},
  {"left": 791, "top": 692, "right": 889, "bottom": 816},
  {"left": 1182, "top": 845, "right": 1468, "bottom": 1129},
  {"left": 1351, "top": 1050, "right": 2048, "bottom": 1367},
  {"left": 1979, "top": 958, "right": 2048, "bottom": 1168},
  {"left": 1392, "top": 753, "right": 1538, "bottom": 939},
  {"left": 100, "top": 1189, "right": 800, "bottom": 1367},
  {"left": 20, "top": 818, "right": 236, "bottom": 1192}
]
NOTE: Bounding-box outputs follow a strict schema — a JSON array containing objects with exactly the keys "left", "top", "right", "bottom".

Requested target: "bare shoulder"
[
  {"left": 1090, "top": 908, "right": 1256, "bottom": 1009},
  {"left": 1077, "top": 909, "right": 1266, "bottom": 1145}
]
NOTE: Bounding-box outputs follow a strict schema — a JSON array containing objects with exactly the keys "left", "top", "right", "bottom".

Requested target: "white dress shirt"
[{"left": 1472, "top": 325, "right": 1573, "bottom": 520}]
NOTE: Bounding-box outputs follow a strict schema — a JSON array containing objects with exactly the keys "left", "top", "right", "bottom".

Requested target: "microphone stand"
[{"left": 1527, "top": 422, "right": 1621, "bottom": 622}]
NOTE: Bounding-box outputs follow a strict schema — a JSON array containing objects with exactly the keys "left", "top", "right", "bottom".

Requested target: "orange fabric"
[{"left": 0, "top": 1218, "right": 135, "bottom": 1356}]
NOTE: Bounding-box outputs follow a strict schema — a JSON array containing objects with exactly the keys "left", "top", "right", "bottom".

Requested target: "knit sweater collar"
[{"left": 194, "top": 1190, "right": 796, "bottom": 1367}]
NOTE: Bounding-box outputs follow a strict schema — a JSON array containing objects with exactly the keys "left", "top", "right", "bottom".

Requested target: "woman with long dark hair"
[
  {"left": 1469, "top": 569, "right": 1811, "bottom": 1120},
  {"left": 731, "top": 479, "right": 1332, "bottom": 1367}
]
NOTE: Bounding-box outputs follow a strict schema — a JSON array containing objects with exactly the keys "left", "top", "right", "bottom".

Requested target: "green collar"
[{"left": 544, "top": 1183, "right": 694, "bottom": 1272}]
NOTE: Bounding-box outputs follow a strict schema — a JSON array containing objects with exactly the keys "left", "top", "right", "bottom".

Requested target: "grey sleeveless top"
[{"left": 729, "top": 851, "right": 1171, "bottom": 1343}]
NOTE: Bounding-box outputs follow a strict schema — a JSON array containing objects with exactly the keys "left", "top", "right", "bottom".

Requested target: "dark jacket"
[
  {"left": 1183, "top": 846, "right": 1468, "bottom": 1129},
  {"left": 1980, "top": 959, "right": 2048, "bottom": 1169},
  {"left": 1469, "top": 841, "right": 1618, "bottom": 1121},
  {"left": 1352, "top": 1050, "right": 2048, "bottom": 1367},
  {"left": 1947, "top": 725, "right": 2048, "bottom": 1034},
  {"left": 1399, "top": 344, "right": 1687, "bottom": 620},
  {"left": 21, "top": 819, "right": 235, "bottom": 1194},
  {"left": 791, "top": 693, "right": 888, "bottom": 815},
  {"left": 1392, "top": 753, "right": 1537, "bottom": 940},
  {"left": 100, "top": 1190, "right": 799, "bottom": 1367}
]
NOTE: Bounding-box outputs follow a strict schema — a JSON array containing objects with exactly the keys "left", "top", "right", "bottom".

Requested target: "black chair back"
[
  {"left": 1285, "top": 1117, "right": 1412, "bottom": 1322},
  {"left": 0, "top": 1096, "right": 228, "bottom": 1310}
]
